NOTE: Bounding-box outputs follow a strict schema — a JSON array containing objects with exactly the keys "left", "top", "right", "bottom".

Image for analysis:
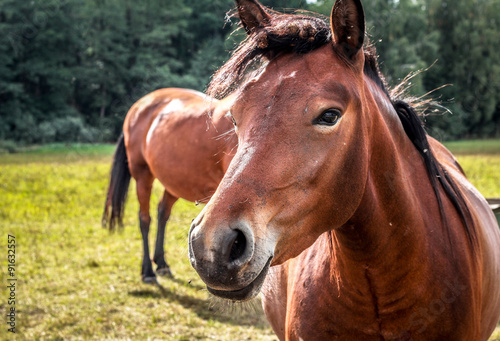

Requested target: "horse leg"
[
  {"left": 153, "top": 191, "right": 178, "bottom": 278},
  {"left": 135, "top": 171, "right": 156, "bottom": 284}
]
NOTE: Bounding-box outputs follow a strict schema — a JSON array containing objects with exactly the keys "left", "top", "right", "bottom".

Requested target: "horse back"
[{"left": 123, "top": 88, "right": 207, "bottom": 167}]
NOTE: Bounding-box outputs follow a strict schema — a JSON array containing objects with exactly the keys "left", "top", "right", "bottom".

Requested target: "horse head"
[{"left": 188, "top": 0, "right": 382, "bottom": 301}]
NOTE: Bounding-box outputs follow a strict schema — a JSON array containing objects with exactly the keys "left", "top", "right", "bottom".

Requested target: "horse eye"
[
  {"left": 314, "top": 109, "right": 341, "bottom": 126},
  {"left": 227, "top": 112, "right": 237, "bottom": 127}
]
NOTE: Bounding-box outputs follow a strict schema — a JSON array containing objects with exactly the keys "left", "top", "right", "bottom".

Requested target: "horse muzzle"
[{"left": 188, "top": 218, "right": 273, "bottom": 301}]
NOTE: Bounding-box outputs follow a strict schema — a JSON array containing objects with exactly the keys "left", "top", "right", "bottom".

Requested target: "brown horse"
[
  {"left": 188, "top": 0, "right": 500, "bottom": 340},
  {"left": 102, "top": 88, "right": 236, "bottom": 283}
]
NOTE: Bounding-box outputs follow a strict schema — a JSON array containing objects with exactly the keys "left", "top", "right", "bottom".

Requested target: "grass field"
[{"left": 1, "top": 140, "right": 499, "bottom": 340}]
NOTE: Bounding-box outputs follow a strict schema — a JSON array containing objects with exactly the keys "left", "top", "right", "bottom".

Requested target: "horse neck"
[{"left": 330, "top": 78, "right": 441, "bottom": 286}]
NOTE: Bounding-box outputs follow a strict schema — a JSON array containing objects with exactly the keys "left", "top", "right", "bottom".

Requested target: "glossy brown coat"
[{"left": 188, "top": 0, "right": 500, "bottom": 340}]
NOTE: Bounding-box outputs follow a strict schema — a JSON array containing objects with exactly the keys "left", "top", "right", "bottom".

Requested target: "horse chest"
[
  {"left": 263, "top": 251, "right": 387, "bottom": 339},
  {"left": 263, "top": 240, "right": 477, "bottom": 341},
  {"left": 283, "top": 274, "right": 385, "bottom": 340}
]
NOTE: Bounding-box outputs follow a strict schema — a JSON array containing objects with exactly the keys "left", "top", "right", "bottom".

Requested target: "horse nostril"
[{"left": 229, "top": 229, "right": 247, "bottom": 263}]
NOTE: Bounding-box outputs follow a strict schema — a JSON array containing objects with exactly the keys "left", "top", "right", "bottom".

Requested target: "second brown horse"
[{"left": 103, "top": 88, "right": 236, "bottom": 282}]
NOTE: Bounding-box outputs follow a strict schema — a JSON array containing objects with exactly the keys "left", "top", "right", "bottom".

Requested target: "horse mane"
[
  {"left": 393, "top": 101, "right": 476, "bottom": 246},
  {"left": 209, "top": 9, "right": 477, "bottom": 250},
  {"left": 208, "top": 11, "right": 332, "bottom": 99}
]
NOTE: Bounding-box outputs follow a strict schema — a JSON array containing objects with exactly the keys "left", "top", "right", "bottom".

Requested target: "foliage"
[
  {"left": 424, "top": 0, "right": 500, "bottom": 138},
  {"left": 0, "top": 0, "right": 499, "bottom": 143},
  {"left": 0, "top": 139, "right": 18, "bottom": 153}
]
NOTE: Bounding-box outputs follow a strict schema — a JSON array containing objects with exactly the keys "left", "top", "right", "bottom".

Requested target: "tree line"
[{"left": 0, "top": 0, "right": 499, "bottom": 145}]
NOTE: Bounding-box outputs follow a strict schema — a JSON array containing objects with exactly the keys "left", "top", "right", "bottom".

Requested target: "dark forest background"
[{"left": 1, "top": 0, "right": 499, "bottom": 145}]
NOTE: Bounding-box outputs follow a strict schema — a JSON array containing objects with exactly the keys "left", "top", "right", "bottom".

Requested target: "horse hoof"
[
  {"left": 142, "top": 276, "right": 157, "bottom": 284},
  {"left": 156, "top": 267, "right": 173, "bottom": 278}
]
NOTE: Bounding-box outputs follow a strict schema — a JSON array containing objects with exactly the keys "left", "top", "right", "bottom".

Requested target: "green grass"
[
  {"left": 452, "top": 155, "right": 500, "bottom": 198},
  {"left": 0, "top": 140, "right": 499, "bottom": 340},
  {"left": 444, "top": 139, "right": 500, "bottom": 198},
  {"left": 0, "top": 148, "right": 275, "bottom": 340}
]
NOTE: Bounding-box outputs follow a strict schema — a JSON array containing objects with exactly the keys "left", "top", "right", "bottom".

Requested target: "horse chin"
[{"left": 206, "top": 257, "right": 272, "bottom": 302}]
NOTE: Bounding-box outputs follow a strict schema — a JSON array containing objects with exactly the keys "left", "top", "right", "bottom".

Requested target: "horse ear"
[
  {"left": 235, "top": 0, "right": 272, "bottom": 34},
  {"left": 331, "top": 0, "right": 365, "bottom": 60}
]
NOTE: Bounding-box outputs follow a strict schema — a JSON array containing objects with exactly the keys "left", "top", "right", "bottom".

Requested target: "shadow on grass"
[{"left": 128, "top": 280, "right": 269, "bottom": 329}]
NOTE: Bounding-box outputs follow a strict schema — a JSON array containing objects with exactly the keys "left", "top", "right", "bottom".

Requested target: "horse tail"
[{"left": 102, "top": 133, "right": 131, "bottom": 231}]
